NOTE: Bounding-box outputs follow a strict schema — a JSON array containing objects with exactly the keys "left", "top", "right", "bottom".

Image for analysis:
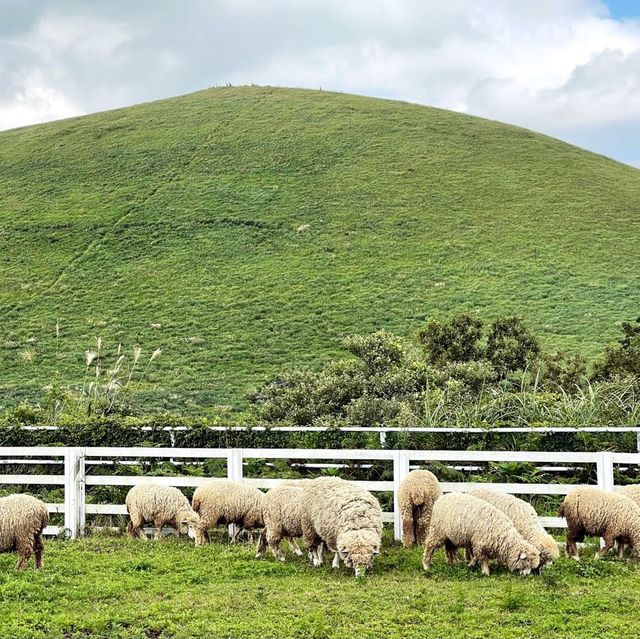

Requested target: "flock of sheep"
[{"left": 4, "top": 470, "right": 640, "bottom": 576}]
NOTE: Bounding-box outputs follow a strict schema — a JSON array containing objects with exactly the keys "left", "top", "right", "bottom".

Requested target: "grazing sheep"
[
  {"left": 192, "top": 480, "right": 264, "bottom": 545},
  {"left": 300, "top": 477, "right": 383, "bottom": 577},
  {"left": 0, "top": 494, "right": 49, "bottom": 570},
  {"left": 398, "top": 470, "right": 442, "bottom": 547},
  {"left": 559, "top": 487, "right": 640, "bottom": 560},
  {"left": 423, "top": 493, "right": 540, "bottom": 576},
  {"left": 125, "top": 484, "right": 200, "bottom": 541},
  {"left": 256, "top": 484, "right": 305, "bottom": 561},
  {"left": 469, "top": 489, "right": 559, "bottom": 568}
]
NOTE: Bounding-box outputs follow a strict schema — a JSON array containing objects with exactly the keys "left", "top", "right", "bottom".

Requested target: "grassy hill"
[{"left": 1, "top": 86, "right": 639, "bottom": 414}]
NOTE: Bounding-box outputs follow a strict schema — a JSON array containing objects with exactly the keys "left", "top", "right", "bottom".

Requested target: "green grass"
[
  {"left": 1, "top": 533, "right": 639, "bottom": 638},
  {"left": 1, "top": 86, "right": 639, "bottom": 413}
]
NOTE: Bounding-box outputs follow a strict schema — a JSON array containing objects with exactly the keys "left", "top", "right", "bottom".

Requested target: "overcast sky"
[{"left": 1, "top": 0, "right": 639, "bottom": 167}]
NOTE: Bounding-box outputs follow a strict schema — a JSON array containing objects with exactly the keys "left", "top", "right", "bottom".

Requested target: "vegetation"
[
  {"left": 1, "top": 86, "right": 639, "bottom": 414},
  {"left": 1, "top": 533, "right": 640, "bottom": 638},
  {"left": 251, "top": 315, "right": 640, "bottom": 428}
]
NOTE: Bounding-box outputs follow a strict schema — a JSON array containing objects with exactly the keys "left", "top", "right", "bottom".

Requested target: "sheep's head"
[
  {"left": 336, "top": 530, "right": 381, "bottom": 577},
  {"left": 177, "top": 510, "right": 201, "bottom": 539},
  {"left": 508, "top": 543, "right": 540, "bottom": 575}
]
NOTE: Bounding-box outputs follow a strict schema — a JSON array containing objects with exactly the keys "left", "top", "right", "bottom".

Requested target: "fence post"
[
  {"left": 393, "top": 450, "right": 410, "bottom": 542},
  {"left": 64, "top": 447, "right": 86, "bottom": 539},
  {"left": 596, "top": 451, "right": 614, "bottom": 492},
  {"left": 227, "top": 449, "right": 244, "bottom": 539}
]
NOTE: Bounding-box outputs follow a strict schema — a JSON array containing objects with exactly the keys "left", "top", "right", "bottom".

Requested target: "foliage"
[
  {"left": 594, "top": 317, "right": 640, "bottom": 380},
  {"left": 1, "top": 86, "right": 639, "bottom": 414},
  {"left": 251, "top": 315, "right": 640, "bottom": 428}
]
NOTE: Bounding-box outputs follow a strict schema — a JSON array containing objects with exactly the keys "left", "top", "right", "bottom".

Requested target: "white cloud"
[{"left": 0, "top": 0, "right": 638, "bottom": 165}]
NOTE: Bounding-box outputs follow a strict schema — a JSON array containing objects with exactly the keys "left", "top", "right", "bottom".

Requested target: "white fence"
[{"left": 0, "top": 446, "right": 634, "bottom": 541}]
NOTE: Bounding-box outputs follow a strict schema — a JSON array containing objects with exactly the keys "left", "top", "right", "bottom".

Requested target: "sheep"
[
  {"left": 125, "top": 484, "right": 201, "bottom": 541},
  {"left": 559, "top": 487, "right": 640, "bottom": 560},
  {"left": 422, "top": 493, "right": 541, "bottom": 576},
  {"left": 398, "top": 469, "right": 442, "bottom": 547},
  {"left": 255, "top": 484, "right": 306, "bottom": 561},
  {"left": 192, "top": 480, "right": 264, "bottom": 545},
  {"left": 617, "top": 484, "right": 640, "bottom": 506},
  {"left": 469, "top": 489, "right": 559, "bottom": 568},
  {"left": 300, "top": 477, "right": 383, "bottom": 577},
  {"left": 0, "top": 494, "right": 49, "bottom": 570}
]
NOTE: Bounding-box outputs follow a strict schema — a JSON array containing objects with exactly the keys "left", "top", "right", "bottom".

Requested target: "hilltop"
[{"left": 0, "top": 86, "right": 638, "bottom": 412}]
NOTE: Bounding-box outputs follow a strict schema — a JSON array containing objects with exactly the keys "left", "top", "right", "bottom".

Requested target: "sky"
[{"left": 1, "top": 0, "right": 639, "bottom": 167}]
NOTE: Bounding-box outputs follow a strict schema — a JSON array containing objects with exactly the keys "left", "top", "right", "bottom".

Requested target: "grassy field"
[
  {"left": 1, "top": 533, "right": 638, "bottom": 639},
  {"left": 1, "top": 86, "right": 639, "bottom": 413}
]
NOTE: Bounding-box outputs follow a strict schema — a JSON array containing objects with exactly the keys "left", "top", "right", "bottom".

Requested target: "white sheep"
[
  {"left": 125, "top": 484, "right": 200, "bottom": 541},
  {"left": 256, "top": 484, "right": 305, "bottom": 561},
  {"left": 423, "top": 493, "right": 540, "bottom": 575},
  {"left": 0, "top": 494, "right": 49, "bottom": 570},
  {"left": 300, "top": 477, "right": 382, "bottom": 577},
  {"left": 469, "top": 489, "right": 559, "bottom": 568},
  {"left": 398, "top": 469, "right": 442, "bottom": 547},
  {"left": 559, "top": 487, "right": 640, "bottom": 560},
  {"left": 192, "top": 480, "right": 264, "bottom": 545}
]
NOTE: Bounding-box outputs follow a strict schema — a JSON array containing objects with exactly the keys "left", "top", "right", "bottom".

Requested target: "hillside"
[{"left": 0, "top": 86, "right": 639, "bottom": 413}]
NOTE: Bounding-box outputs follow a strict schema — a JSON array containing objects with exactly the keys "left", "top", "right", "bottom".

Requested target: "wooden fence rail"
[{"left": 0, "top": 446, "right": 631, "bottom": 541}]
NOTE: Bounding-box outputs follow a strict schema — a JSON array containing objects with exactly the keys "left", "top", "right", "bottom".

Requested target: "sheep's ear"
[{"left": 519, "top": 552, "right": 527, "bottom": 560}]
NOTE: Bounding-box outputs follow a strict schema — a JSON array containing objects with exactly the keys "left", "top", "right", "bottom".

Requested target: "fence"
[{"left": 0, "top": 446, "right": 633, "bottom": 541}]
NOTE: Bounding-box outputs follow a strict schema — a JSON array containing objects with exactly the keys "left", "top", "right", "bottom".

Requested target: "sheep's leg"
[
  {"left": 422, "top": 534, "right": 443, "bottom": 571},
  {"left": 34, "top": 532, "right": 44, "bottom": 570},
  {"left": 127, "top": 515, "right": 146, "bottom": 540},
  {"left": 415, "top": 506, "right": 432, "bottom": 547},
  {"left": 565, "top": 528, "right": 582, "bottom": 561},
  {"left": 267, "top": 529, "right": 286, "bottom": 562},
  {"left": 195, "top": 526, "right": 209, "bottom": 547},
  {"left": 153, "top": 518, "right": 167, "bottom": 541},
  {"left": 15, "top": 539, "right": 34, "bottom": 571},
  {"left": 479, "top": 557, "right": 490, "bottom": 576},
  {"left": 256, "top": 529, "right": 268, "bottom": 558},
  {"left": 400, "top": 505, "right": 415, "bottom": 547},
  {"left": 314, "top": 541, "right": 325, "bottom": 566},
  {"left": 465, "top": 544, "right": 476, "bottom": 566},
  {"left": 231, "top": 525, "right": 243, "bottom": 544},
  {"left": 617, "top": 540, "right": 627, "bottom": 560},
  {"left": 595, "top": 533, "right": 615, "bottom": 560},
  {"left": 332, "top": 552, "right": 340, "bottom": 569},
  {"left": 286, "top": 538, "right": 304, "bottom": 556},
  {"left": 444, "top": 541, "right": 458, "bottom": 565}
]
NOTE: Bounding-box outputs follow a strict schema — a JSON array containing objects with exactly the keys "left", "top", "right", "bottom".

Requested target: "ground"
[{"left": 0, "top": 532, "right": 637, "bottom": 638}]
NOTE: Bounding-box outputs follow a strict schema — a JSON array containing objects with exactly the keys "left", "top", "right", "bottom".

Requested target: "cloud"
[{"left": 0, "top": 0, "right": 638, "bottom": 165}]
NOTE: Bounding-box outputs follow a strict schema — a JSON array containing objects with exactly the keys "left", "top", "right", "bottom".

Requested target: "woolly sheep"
[
  {"left": 256, "top": 484, "right": 305, "bottom": 561},
  {"left": 192, "top": 480, "right": 264, "bottom": 545},
  {"left": 423, "top": 493, "right": 540, "bottom": 576},
  {"left": 125, "top": 484, "right": 200, "bottom": 541},
  {"left": 617, "top": 484, "right": 640, "bottom": 506},
  {"left": 398, "top": 470, "right": 442, "bottom": 547},
  {"left": 469, "top": 489, "right": 559, "bottom": 568},
  {"left": 300, "top": 477, "right": 383, "bottom": 577},
  {"left": 0, "top": 494, "right": 49, "bottom": 570},
  {"left": 559, "top": 487, "right": 640, "bottom": 560}
]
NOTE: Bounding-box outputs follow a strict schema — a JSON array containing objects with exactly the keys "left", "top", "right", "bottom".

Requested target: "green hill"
[{"left": 1, "top": 86, "right": 639, "bottom": 413}]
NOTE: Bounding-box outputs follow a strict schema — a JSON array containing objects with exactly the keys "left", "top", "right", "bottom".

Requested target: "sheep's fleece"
[
  {"left": 125, "top": 484, "right": 200, "bottom": 540},
  {"left": 192, "top": 480, "right": 264, "bottom": 544},
  {"left": 469, "top": 488, "right": 559, "bottom": 566},
  {"left": 559, "top": 487, "right": 640, "bottom": 559},
  {"left": 300, "top": 477, "right": 382, "bottom": 577},
  {"left": 423, "top": 492, "right": 540, "bottom": 576},
  {"left": 256, "top": 484, "right": 305, "bottom": 560},
  {"left": 398, "top": 469, "right": 442, "bottom": 547},
  {"left": 0, "top": 493, "right": 49, "bottom": 570}
]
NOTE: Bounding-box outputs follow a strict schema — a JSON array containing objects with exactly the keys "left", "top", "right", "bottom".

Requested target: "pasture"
[
  {"left": 1, "top": 533, "right": 638, "bottom": 639},
  {"left": 1, "top": 86, "right": 639, "bottom": 412}
]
